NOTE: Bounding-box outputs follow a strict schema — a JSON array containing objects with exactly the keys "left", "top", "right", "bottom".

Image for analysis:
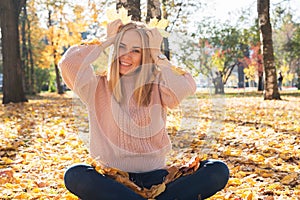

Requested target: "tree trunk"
[
  {"left": 20, "top": 4, "right": 30, "bottom": 94},
  {"left": 163, "top": 38, "right": 170, "bottom": 59},
  {"left": 48, "top": 10, "right": 63, "bottom": 94},
  {"left": 213, "top": 72, "right": 224, "bottom": 94},
  {"left": 258, "top": 71, "right": 264, "bottom": 91},
  {"left": 146, "top": 0, "right": 161, "bottom": 22},
  {"left": 257, "top": 0, "right": 281, "bottom": 100},
  {"left": 237, "top": 62, "right": 245, "bottom": 88},
  {"left": 27, "top": 16, "right": 35, "bottom": 94},
  {"left": 147, "top": 0, "right": 170, "bottom": 59},
  {"left": 0, "top": 0, "right": 28, "bottom": 104},
  {"left": 117, "top": 0, "right": 141, "bottom": 21},
  {"left": 215, "top": 82, "right": 224, "bottom": 94}
]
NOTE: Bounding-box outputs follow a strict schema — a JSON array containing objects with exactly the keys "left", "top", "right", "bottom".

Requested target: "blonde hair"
[{"left": 108, "top": 23, "right": 158, "bottom": 106}]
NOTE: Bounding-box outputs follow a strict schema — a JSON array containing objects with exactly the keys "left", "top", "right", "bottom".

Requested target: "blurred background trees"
[{"left": 0, "top": 0, "right": 300, "bottom": 103}]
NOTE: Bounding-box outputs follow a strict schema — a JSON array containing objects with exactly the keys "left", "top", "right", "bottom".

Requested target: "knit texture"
[{"left": 59, "top": 44, "right": 196, "bottom": 172}]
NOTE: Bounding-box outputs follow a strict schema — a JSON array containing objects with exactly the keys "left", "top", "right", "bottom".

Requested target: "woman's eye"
[{"left": 132, "top": 49, "right": 141, "bottom": 53}]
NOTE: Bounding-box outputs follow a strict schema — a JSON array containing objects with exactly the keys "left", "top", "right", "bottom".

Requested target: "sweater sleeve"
[
  {"left": 157, "top": 60, "right": 196, "bottom": 108},
  {"left": 58, "top": 44, "right": 102, "bottom": 105}
]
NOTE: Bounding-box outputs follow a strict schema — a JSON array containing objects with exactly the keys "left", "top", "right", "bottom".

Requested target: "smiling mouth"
[{"left": 120, "top": 61, "right": 132, "bottom": 67}]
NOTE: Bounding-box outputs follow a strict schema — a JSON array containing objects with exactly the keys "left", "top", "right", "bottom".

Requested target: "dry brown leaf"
[{"left": 280, "top": 173, "right": 298, "bottom": 185}]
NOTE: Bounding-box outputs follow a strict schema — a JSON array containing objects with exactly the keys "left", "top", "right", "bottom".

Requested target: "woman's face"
[{"left": 118, "top": 29, "right": 142, "bottom": 75}]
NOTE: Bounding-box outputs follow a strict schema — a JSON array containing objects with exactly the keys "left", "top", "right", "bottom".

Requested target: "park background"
[{"left": 0, "top": 0, "right": 300, "bottom": 199}]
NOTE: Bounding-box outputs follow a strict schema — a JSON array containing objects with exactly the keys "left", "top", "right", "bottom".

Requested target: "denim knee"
[
  {"left": 205, "top": 160, "right": 230, "bottom": 190},
  {"left": 64, "top": 164, "right": 92, "bottom": 194}
]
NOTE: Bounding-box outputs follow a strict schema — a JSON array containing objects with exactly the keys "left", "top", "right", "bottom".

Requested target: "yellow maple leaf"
[
  {"left": 148, "top": 17, "right": 159, "bottom": 28},
  {"left": 157, "top": 18, "right": 169, "bottom": 29},
  {"left": 106, "top": 7, "right": 118, "bottom": 21},
  {"left": 106, "top": 6, "right": 132, "bottom": 25},
  {"left": 147, "top": 17, "right": 170, "bottom": 37}
]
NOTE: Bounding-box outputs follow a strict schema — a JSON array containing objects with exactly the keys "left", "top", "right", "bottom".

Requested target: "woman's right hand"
[
  {"left": 107, "top": 19, "right": 123, "bottom": 38},
  {"left": 101, "top": 19, "right": 123, "bottom": 49}
]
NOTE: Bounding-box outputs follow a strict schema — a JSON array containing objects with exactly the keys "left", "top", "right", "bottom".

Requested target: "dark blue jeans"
[{"left": 64, "top": 160, "right": 229, "bottom": 200}]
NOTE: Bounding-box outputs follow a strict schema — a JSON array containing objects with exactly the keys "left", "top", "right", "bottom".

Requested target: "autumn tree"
[
  {"left": 19, "top": 0, "right": 53, "bottom": 93},
  {"left": 257, "top": 0, "right": 281, "bottom": 100},
  {"left": 0, "top": 0, "right": 28, "bottom": 104},
  {"left": 238, "top": 19, "right": 262, "bottom": 90},
  {"left": 243, "top": 44, "right": 264, "bottom": 90},
  {"left": 45, "top": 1, "right": 66, "bottom": 94},
  {"left": 20, "top": 0, "right": 37, "bottom": 94},
  {"left": 86, "top": 0, "right": 108, "bottom": 39},
  {"left": 272, "top": 9, "right": 299, "bottom": 88},
  {"left": 178, "top": 21, "right": 248, "bottom": 94},
  {"left": 26, "top": 0, "right": 45, "bottom": 93},
  {"left": 37, "top": 0, "right": 84, "bottom": 94},
  {"left": 290, "top": 26, "right": 300, "bottom": 89}
]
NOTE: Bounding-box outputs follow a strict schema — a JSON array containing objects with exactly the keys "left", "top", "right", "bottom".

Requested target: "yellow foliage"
[
  {"left": 211, "top": 51, "right": 225, "bottom": 71},
  {"left": 281, "top": 173, "right": 298, "bottom": 185},
  {"left": 147, "top": 17, "right": 170, "bottom": 37},
  {"left": 279, "top": 63, "right": 294, "bottom": 84},
  {"left": 244, "top": 64, "right": 257, "bottom": 81}
]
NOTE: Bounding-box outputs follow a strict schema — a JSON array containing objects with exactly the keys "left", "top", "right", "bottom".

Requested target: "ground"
[{"left": 0, "top": 90, "right": 299, "bottom": 199}]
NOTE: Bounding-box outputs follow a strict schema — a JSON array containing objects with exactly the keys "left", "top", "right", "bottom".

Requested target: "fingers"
[
  {"left": 146, "top": 28, "right": 162, "bottom": 40},
  {"left": 146, "top": 28, "right": 163, "bottom": 49},
  {"left": 107, "top": 19, "right": 123, "bottom": 37},
  {"left": 111, "top": 19, "right": 123, "bottom": 28},
  {"left": 146, "top": 28, "right": 163, "bottom": 61}
]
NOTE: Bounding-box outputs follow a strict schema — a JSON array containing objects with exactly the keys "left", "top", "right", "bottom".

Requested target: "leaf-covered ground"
[{"left": 0, "top": 91, "right": 299, "bottom": 200}]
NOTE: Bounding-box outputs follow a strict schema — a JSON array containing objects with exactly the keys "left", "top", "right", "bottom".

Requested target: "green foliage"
[
  {"left": 35, "top": 67, "right": 50, "bottom": 93},
  {"left": 178, "top": 20, "right": 250, "bottom": 86},
  {"left": 209, "top": 25, "right": 245, "bottom": 67},
  {"left": 290, "top": 26, "right": 300, "bottom": 59},
  {"left": 49, "top": 66, "right": 57, "bottom": 92},
  {"left": 272, "top": 10, "right": 300, "bottom": 87},
  {"left": 290, "top": 26, "right": 300, "bottom": 89}
]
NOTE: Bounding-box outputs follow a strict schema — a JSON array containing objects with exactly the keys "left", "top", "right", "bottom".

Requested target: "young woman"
[{"left": 59, "top": 19, "right": 229, "bottom": 200}]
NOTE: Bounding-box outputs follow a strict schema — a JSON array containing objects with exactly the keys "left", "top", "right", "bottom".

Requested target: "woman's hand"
[
  {"left": 107, "top": 19, "right": 123, "bottom": 38},
  {"left": 146, "top": 28, "right": 164, "bottom": 61},
  {"left": 101, "top": 19, "right": 123, "bottom": 49}
]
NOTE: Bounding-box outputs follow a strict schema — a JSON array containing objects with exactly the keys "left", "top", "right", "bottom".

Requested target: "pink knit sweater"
[{"left": 59, "top": 44, "right": 196, "bottom": 172}]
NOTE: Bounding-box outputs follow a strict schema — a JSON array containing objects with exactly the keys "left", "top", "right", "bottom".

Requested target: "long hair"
[{"left": 108, "top": 22, "right": 158, "bottom": 106}]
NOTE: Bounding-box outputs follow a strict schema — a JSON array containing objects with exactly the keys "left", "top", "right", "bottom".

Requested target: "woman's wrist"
[
  {"left": 101, "top": 36, "right": 116, "bottom": 49},
  {"left": 155, "top": 58, "right": 172, "bottom": 69},
  {"left": 153, "top": 52, "right": 171, "bottom": 67}
]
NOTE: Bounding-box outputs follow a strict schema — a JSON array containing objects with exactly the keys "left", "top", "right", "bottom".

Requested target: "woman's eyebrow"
[{"left": 120, "top": 42, "right": 141, "bottom": 49}]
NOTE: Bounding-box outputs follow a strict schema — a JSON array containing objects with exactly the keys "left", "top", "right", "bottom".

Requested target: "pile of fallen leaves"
[
  {"left": 0, "top": 91, "right": 299, "bottom": 199},
  {"left": 89, "top": 156, "right": 201, "bottom": 199}
]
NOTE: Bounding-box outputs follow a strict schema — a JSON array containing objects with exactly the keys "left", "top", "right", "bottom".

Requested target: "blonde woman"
[{"left": 59, "top": 19, "right": 229, "bottom": 200}]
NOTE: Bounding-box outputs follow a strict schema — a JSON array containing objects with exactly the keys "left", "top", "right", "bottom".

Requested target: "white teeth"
[{"left": 120, "top": 61, "right": 131, "bottom": 66}]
